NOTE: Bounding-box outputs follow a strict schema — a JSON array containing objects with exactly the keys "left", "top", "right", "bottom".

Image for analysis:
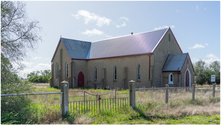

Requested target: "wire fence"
[
  {"left": 195, "top": 86, "right": 220, "bottom": 100},
  {"left": 135, "top": 85, "right": 220, "bottom": 105}
]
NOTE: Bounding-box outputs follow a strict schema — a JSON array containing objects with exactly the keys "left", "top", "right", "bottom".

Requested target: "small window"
[
  {"left": 169, "top": 34, "right": 170, "bottom": 41},
  {"left": 169, "top": 73, "right": 173, "bottom": 84},
  {"left": 56, "top": 65, "right": 59, "bottom": 78},
  {"left": 137, "top": 65, "right": 141, "bottom": 80},
  {"left": 65, "top": 63, "right": 68, "bottom": 78},
  {"left": 114, "top": 66, "right": 117, "bottom": 80},
  {"left": 94, "top": 67, "right": 97, "bottom": 80}
]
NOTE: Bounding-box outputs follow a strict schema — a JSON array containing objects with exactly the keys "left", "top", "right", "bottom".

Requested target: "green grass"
[
  {"left": 71, "top": 106, "right": 220, "bottom": 124},
  {"left": 33, "top": 86, "right": 60, "bottom": 92},
  {"left": 2, "top": 85, "right": 220, "bottom": 124}
]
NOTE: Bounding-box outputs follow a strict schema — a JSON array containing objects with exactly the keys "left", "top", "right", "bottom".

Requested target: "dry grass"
[
  {"left": 18, "top": 84, "right": 219, "bottom": 124},
  {"left": 136, "top": 87, "right": 220, "bottom": 118}
]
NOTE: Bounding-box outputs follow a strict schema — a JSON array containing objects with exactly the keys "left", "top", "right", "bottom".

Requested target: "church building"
[{"left": 50, "top": 28, "right": 194, "bottom": 89}]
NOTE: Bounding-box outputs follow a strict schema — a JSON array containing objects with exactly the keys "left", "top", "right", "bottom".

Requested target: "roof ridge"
[
  {"left": 61, "top": 37, "right": 91, "bottom": 43},
  {"left": 92, "top": 28, "right": 169, "bottom": 43}
]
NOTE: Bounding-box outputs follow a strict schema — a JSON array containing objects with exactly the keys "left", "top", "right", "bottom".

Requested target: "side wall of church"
[{"left": 86, "top": 54, "right": 153, "bottom": 89}]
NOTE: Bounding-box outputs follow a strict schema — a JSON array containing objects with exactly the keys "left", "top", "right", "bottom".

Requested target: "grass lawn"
[
  {"left": 36, "top": 84, "right": 220, "bottom": 124},
  {"left": 2, "top": 83, "right": 219, "bottom": 124}
]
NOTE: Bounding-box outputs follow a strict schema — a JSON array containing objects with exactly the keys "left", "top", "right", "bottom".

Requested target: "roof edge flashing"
[{"left": 151, "top": 28, "right": 170, "bottom": 53}]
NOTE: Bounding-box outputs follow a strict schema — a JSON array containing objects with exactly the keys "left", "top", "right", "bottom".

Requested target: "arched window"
[
  {"left": 65, "top": 63, "right": 68, "bottom": 78},
  {"left": 56, "top": 65, "right": 59, "bottom": 78},
  {"left": 137, "top": 65, "right": 141, "bottom": 80},
  {"left": 114, "top": 66, "right": 117, "bottom": 80},
  {"left": 169, "top": 73, "right": 173, "bottom": 84},
  {"left": 169, "top": 34, "right": 170, "bottom": 41},
  {"left": 94, "top": 67, "right": 97, "bottom": 80}
]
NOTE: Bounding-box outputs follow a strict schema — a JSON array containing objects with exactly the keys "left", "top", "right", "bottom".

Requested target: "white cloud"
[
  {"left": 119, "top": 17, "right": 129, "bottom": 21},
  {"left": 192, "top": 54, "right": 219, "bottom": 65},
  {"left": 205, "top": 43, "right": 209, "bottom": 46},
  {"left": 116, "top": 22, "right": 126, "bottom": 28},
  {"left": 33, "top": 56, "right": 41, "bottom": 60},
  {"left": 206, "top": 54, "right": 219, "bottom": 60},
  {"left": 188, "top": 44, "right": 205, "bottom": 49},
  {"left": 154, "top": 25, "right": 175, "bottom": 30},
  {"left": 116, "top": 17, "right": 129, "bottom": 28},
  {"left": 81, "top": 29, "right": 103, "bottom": 36},
  {"left": 18, "top": 63, "right": 51, "bottom": 78},
  {"left": 195, "top": 5, "right": 199, "bottom": 11},
  {"left": 72, "top": 10, "right": 111, "bottom": 27},
  {"left": 176, "top": 10, "right": 179, "bottom": 12}
]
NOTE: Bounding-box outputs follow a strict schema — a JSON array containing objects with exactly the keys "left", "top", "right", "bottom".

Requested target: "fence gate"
[{"left": 69, "top": 90, "right": 129, "bottom": 114}]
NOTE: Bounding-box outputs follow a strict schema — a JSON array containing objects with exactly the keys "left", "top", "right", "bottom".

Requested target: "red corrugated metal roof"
[
  {"left": 88, "top": 28, "right": 169, "bottom": 59},
  {"left": 52, "top": 28, "right": 171, "bottom": 61}
]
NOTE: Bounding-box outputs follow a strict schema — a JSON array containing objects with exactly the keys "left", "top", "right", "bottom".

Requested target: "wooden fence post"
[
  {"left": 213, "top": 83, "right": 216, "bottom": 97},
  {"left": 129, "top": 80, "right": 136, "bottom": 108},
  {"left": 61, "top": 81, "right": 69, "bottom": 116},
  {"left": 192, "top": 84, "right": 195, "bottom": 101},
  {"left": 165, "top": 84, "right": 169, "bottom": 104}
]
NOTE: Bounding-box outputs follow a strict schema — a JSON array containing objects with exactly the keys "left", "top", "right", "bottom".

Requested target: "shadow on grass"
[
  {"left": 133, "top": 107, "right": 153, "bottom": 122},
  {"left": 62, "top": 113, "right": 77, "bottom": 124}
]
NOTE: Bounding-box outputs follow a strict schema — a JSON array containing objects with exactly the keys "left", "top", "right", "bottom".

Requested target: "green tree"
[
  {"left": 1, "top": 1, "right": 41, "bottom": 93},
  {"left": 194, "top": 60, "right": 220, "bottom": 85},
  {"left": 209, "top": 61, "right": 220, "bottom": 84},
  {"left": 194, "top": 60, "right": 207, "bottom": 85},
  {"left": 1, "top": 1, "right": 41, "bottom": 122},
  {"left": 27, "top": 70, "right": 51, "bottom": 83}
]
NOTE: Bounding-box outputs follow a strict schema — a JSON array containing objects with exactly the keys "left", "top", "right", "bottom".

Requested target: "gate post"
[
  {"left": 61, "top": 81, "right": 69, "bottom": 116},
  {"left": 129, "top": 80, "right": 136, "bottom": 108},
  {"left": 165, "top": 84, "right": 169, "bottom": 104},
  {"left": 213, "top": 83, "right": 216, "bottom": 97},
  {"left": 192, "top": 84, "right": 195, "bottom": 101}
]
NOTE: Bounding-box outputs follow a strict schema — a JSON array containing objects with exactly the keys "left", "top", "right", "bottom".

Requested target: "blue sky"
[{"left": 19, "top": 1, "right": 220, "bottom": 78}]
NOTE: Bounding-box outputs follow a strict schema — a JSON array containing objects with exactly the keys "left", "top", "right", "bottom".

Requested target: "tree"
[
  {"left": 194, "top": 60, "right": 220, "bottom": 85},
  {"left": 1, "top": 1, "right": 41, "bottom": 70},
  {"left": 209, "top": 61, "right": 220, "bottom": 84},
  {"left": 1, "top": 2, "right": 42, "bottom": 123},
  {"left": 1, "top": 1, "right": 41, "bottom": 93},
  {"left": 27, "top": 70, "right": 51, "bottom": 83},
  {"left": 194, "top": 60, "right": 207, "bottom": 85}
]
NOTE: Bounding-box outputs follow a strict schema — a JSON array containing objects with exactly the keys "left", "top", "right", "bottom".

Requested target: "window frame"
[
  {"left": 168, "top": 73, "right": 173, "bottom": 84},
  {"left": 56, "top": 64, "right": 59, "bottom": 78},
  {"left": 65, "top": 63, "right": 68, "bottom": 78},
  {"left": 114, "top": 66, "right": 117, "bottom": 80},
  {"left": 94, "top": 67, "right": 97, "bottom": 81},
  {"left": 169, "top": 34, "right": 170, "bottom": 41},
  {"left": 137, "top": 65, "right": 141, "bottom": 81}
]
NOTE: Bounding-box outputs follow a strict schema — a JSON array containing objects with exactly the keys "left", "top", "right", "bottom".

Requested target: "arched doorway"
[
  {"left": 78, "top": 72, "right": 84, "bottom": 87},
  {"left": 185, "top": 69, "right": 191, "bottom": 87}
]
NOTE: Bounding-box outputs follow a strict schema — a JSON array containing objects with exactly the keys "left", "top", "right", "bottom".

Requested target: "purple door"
[
  {"left": 78, "top": 72, "right": 84, "bottom": 87},
  {"left": 185, "top": 70, "right": 189, "bottom": 87}
]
